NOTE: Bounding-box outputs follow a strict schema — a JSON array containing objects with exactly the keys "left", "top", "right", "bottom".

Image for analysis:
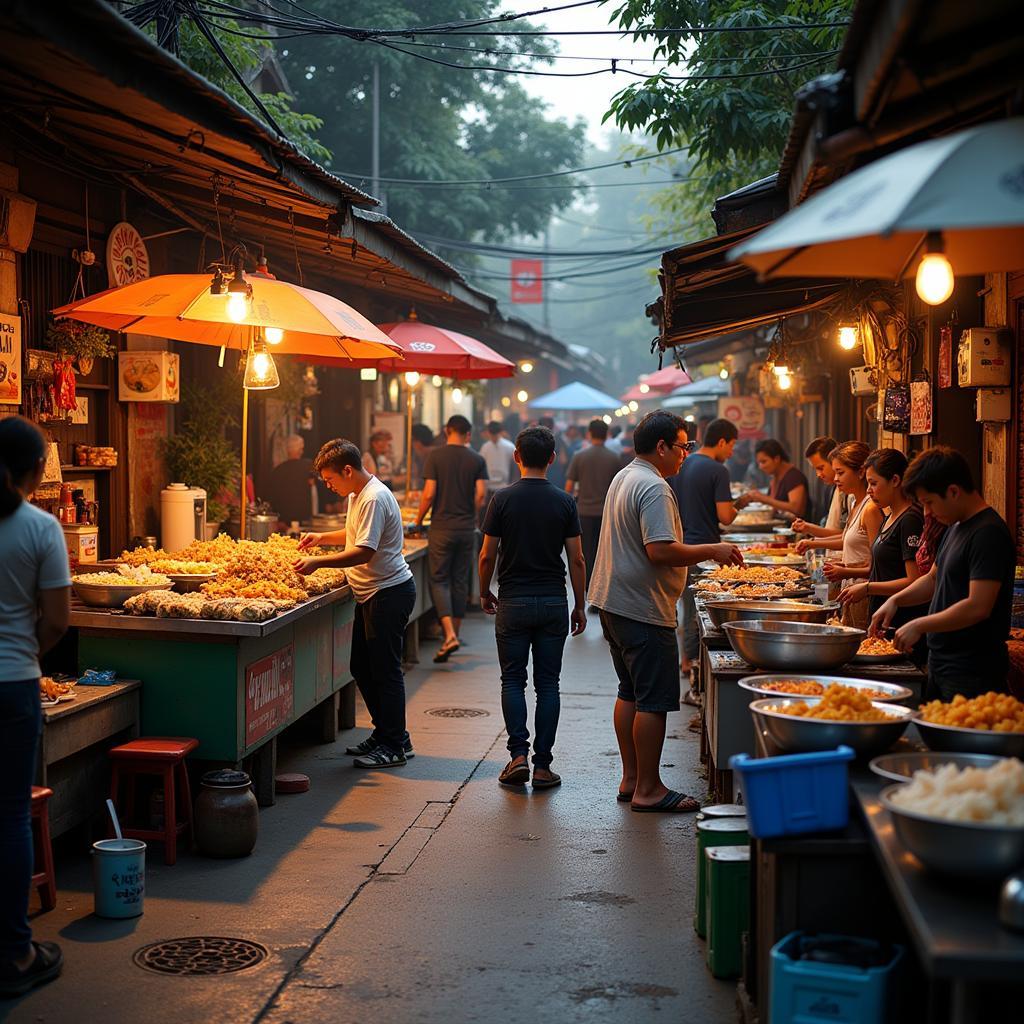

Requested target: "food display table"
[
  {"left": 72, "top": 588, "right": 355, "bottom": 805},
  {"left": 700, "top": 644, "right": 925, "bottom": 802},
  {"left": 402, "top": 539, "right": 432, "bottom": 660},
  {"left": 39, "top": 679, "right": 141, "bottom": 837}
]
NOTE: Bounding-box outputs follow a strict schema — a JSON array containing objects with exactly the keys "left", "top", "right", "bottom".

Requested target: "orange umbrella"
[{"left": 52, "top": 274, "right": 401, "bottom": 361}]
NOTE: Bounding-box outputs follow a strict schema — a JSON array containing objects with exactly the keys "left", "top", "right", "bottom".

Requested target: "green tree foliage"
[
  {"left": 604, "top": 0, "right": 851, "bottom": 231},
  {"left": 278, "top": 1, "right": 588, "bottom": 241}
]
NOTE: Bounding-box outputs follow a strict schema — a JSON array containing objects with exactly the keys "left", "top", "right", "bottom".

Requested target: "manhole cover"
[
  {"left": 425, "top": 707, "right": 490, "bottom": 718},
  {"left": 133, "top": 937, "right": 269, "bottom": 976}
]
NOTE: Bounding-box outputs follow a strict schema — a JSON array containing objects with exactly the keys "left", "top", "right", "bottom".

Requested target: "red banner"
[
  {"left": 510, "top": 259, "right": 543, "bottom": 304},
  {"left": 245, "top": 645, "right": 294, "bottom": 746}
]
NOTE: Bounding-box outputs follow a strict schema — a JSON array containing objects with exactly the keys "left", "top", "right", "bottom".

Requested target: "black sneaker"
[
  {"left": 353, "top": 748, "right": 407, "bottom": 769},
  {"left": 403, "top": 740, "right": 416, "bottom": 759},
  {"left": 0, "top": 941, "right": 64, "bottom": 997},
  {"left": 345, "top": 736, "right": 379, "bottom": 756}
]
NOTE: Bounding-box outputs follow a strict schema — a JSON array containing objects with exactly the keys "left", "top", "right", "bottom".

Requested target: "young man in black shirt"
[
  {"left": 479, "top": 426, "right": 587, "bottom": 790},
  {"left": 871, "top": 446, "right": 1015, "bottom": 701}
]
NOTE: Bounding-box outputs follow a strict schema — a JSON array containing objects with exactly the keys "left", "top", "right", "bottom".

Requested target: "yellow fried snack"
[
  {"left": 858, "top": 636, "right": 900, "bottom": 656},
  {"left": 767, "top": 684, "right": 896, "bottom": 722},
  {"left": 919, "top": 692, "right": 1024, "bottom": 733},
  {"left": 709, "top": 564, "right": 803, "bottom": 583},
  {"left": 147, "top": 559, "right": 219, "bottom": 576}
]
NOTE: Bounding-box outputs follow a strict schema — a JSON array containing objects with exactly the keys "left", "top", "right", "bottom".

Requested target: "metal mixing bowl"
[
  {"left": 723, "top": 619, "right": 865, "bottom": 671},
  {"left": 705, "top": 600, "right": 837, "bottom": 629},
  {"left": 72, "top": 579, "right": 174, "bottom": 609},
  {"left": 880, "top": 784, "right": 1024, "bottom": 878},
  {"left": 740, "top": 674, "right": 913, "bottom": 703},
  {"left": 748, "top": 697, "right": 914, "bottom": 757},
  {"left": 915, "top": 719, "right": 1024, "bottom": 758},
  {"left": 869, "top": 751, "right": 1006, "bottom": 784}
]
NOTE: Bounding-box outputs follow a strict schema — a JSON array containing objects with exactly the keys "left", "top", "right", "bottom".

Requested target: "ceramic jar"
[{"left": 194, "top": 769, "right": 258, "bottom": 858}]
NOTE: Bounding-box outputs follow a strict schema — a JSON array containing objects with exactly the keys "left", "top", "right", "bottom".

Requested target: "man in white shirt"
[
  {"left": 296, "top": 439, "right": 416, "bottom": 769},
  {"left": 479, "top": 421, "right": 517, "bottom": 495}
]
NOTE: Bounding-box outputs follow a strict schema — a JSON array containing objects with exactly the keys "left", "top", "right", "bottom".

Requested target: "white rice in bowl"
[{"left": 889, "top": 758, "right": 1024, "bottom": 826}]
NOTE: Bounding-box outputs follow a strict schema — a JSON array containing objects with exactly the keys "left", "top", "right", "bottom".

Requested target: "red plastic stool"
[
  {"left": 108, "top": 738, "right": 199, "bottom": 865},
  {"left": 30, "top": 786, "right": 57, "bottom": 911}
]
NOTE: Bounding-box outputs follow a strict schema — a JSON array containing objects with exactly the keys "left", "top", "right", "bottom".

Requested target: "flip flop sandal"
[
  {"left": 631, "top": 790, "right": 701, "bottom": 813},
  {"left": 532, "top": 771, "right": 561, "bottom": 789},
  {"left": 616, "top": 789, "right": 634, "bottom": 802},
  {"left": 433, "top": 641, "right": 460, "bottom": 663},
  {"left": 499, "top": 760, "right": 530, "bottom": 786}
]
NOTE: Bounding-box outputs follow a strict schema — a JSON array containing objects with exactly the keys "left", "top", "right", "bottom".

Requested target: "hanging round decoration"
[{"left": 106, "top": 222, "right": 150, "bottom": 286}]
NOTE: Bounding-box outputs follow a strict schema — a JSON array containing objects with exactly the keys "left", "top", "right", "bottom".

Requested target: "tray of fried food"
[
  {"left": 40, "top": 676, "right": 76, "bottom": 704},
  {"left": 201, "top": 578, "right": 306, "bottom": 603},
  {"left": 708, "top": 564, "right": 805, "bottom": 584},
  {"left": 852, "top": 634, "right": 904, "bottom": 663}
]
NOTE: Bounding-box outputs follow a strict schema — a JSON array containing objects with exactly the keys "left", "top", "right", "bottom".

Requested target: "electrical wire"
[
  {"left": 414, "top": 232, "right": 669, "bottom": 258},
  {"left": 457, "top": 251, "right": 657, "bottom": 282},
  {"left": 373, "top": 177, "right": 684, "bottom": 191}
]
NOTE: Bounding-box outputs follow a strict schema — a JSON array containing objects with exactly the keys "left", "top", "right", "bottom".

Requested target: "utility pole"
[{"left": 371, "top": 61, "right": 386, "bottom": 215}]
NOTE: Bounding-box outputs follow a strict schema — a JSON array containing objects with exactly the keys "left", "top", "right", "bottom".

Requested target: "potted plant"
[
  {"left": 45, "top": 318, "right": 115, "bottom": 375},
  {"left": 160, "top": 380, "right": 240, "bottom": 533}
]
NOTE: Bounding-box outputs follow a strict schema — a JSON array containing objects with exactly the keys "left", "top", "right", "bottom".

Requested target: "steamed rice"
[{"left": 889, "top": 758, "right": 1024, "bottom": 825}]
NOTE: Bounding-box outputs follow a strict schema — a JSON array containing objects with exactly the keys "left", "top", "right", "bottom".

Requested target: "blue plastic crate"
[
  {"left": 729, "top": 746, "right": 855, "bottom": 839},
  {"left": 770, "top": 931, "right": 904, "bottom": 1024}
]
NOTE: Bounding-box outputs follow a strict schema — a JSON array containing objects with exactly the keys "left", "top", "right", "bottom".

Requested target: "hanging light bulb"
[
  {"left": 517, "top": 389, "right": 529, "bottom": 403},
  {"left": 264, "top": 326, "right": 284, "bottom": 345},
  {"left": 519, "top": 360, "right": 534, "bottom": 374},
  {"left": 602, "top": 414, "right": 612, "bottom": 424},
  {"left": 451, "top": 387, "right": 464, "bottom": 404},
  {"left": 614, "top": 408, "right": 623, "bottom": 418},
  {"left": 243, "top": 338, "right": 280, "bottom": 390},
  {"left": 772, "top": 364, "right": 790, "bottom": 377},
  {"left": 501, "top": 396, "right": 511, "bottom": 408},
  {"left": 915, "top": 232, "right": 954, "bottom": 305},
  {"left": 431, "top": 375, "right": 443, "bottom": 388},
  {"left": 226, "top": 258, "right": 251, "bottom": 324},
  {"left": 628, "top": 400, "right": 639, "bottom": 412},
  {"left": 837, "top": 322, "right": 860, "bottom": 350},
  {"left": 404, "top": 371, "right": 421, "bottom": 387},
  {"left": 777, "top": 372, "right": 793, "bottom": 391},
  {"left": 719, "top": 365, "right": 730, "bottom": 380},
  {"left": 638, "top": 382, "right": 650, "bottom": 394}
]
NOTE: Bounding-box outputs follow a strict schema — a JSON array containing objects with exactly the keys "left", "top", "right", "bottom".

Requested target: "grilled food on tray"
[{"left": 708, "top": 564, "right": 803, "bottom": 584}]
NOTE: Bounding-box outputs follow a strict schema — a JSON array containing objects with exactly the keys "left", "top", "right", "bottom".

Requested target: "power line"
[
  {"left": 373, "top": 177, "right": 685, "bottom": 191},
  {"left": 396, "top": 22, "right": 852, "bottom": 37},
  {"left": 414, "top": 232, "right": 668, "bottom": 258},
  {"left": 459, "top": 251, "right": 657, "bottom": 282}
]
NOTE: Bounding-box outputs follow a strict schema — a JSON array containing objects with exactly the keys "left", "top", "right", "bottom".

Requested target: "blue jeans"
[
  {"left": 0, "top": 680, "right": 41, "bottom": 962},
  {"left": 495, "top": 597, "right": 568, "bottom": 768}
]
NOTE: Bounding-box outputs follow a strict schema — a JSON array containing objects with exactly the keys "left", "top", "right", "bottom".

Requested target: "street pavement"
[{"left": 5, "top": 612, "right": 735, "bottom": 1024}]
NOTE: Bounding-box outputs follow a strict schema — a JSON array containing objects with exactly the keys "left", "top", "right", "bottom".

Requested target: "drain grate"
[
  {"left": 134, "top": 937, "right": 269, "bottom": 976},
  {"left": 426, "top": 707, "right": 490, "bottom": 718}
]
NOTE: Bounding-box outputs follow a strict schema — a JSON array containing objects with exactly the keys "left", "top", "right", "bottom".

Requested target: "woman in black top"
[
  {"left": 839, "top": 449, "right": 927, "bottom": 628},
  {"left": 738, "top": 439, "right": 809, "bottom": 518}
]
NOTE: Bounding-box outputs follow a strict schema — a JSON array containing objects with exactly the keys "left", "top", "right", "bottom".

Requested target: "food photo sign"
[
  {"left": 118, "top": 350, "right": 179, "bottom": 403},
  {"left": 0, "top": 312, "right": 22, "bottom": 405}
]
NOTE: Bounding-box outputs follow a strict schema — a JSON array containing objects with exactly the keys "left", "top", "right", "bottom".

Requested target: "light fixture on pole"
[
  {"left": 501, "top": 396, "right": 511, "bottom": 408},
  {"left": 915, "top": 231, "right": 955, "bottom": 306},
  {"left": 837, "top": 321, "right": 860, "bottom": 350},
  {"left": 404, "top": 371, "right": 421, "bottom": 387}
]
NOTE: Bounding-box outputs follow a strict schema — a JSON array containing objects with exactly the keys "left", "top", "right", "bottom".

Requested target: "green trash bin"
[
  {"left": 695, "top": 817, "right": 749, "bottom": 938},
  {"left": 705, "top": 845, "right": 750, "bottom": 979}
]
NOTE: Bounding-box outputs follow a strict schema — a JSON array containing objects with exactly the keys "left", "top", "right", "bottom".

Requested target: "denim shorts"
[{"left": 599, "top": 609, "right": 680, "bottom": 713}]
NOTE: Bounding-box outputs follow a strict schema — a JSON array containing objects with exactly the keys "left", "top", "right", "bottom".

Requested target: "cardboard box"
[
  {"left": 976, "top": 388, "right": 1012, "bottom": 422},
  {"left": 118, "top": 350, "right": 179, "bottom": 403},
  {"left": 63, "top": 524, "right": 98, "bottom": 572}
]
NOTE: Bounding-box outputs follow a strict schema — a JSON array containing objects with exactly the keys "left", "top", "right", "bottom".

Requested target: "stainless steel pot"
[
  {"left": 722, "top": 619, "right": 864, "bottom": 671},
  {"left": 246, "top": 514, "right": 278, "bottom": 542},
  {"left": 705, "top": 600, "right": 837, "bottom": 630},
  {"left": 914, "top": 719, "right": 1024, "bottom": 758}
]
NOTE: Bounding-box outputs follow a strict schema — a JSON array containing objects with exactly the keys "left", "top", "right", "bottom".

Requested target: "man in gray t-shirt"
[
  {"left": 589, "top": 411, "right": 740, "bottom": 814},
  {"left": 566, "top": 419, "right": 622, "bottom": 583}
]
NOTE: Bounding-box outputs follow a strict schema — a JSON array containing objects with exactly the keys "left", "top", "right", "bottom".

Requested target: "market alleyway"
[{"left": 7, "top": 614, "right": 734, "bottom": 1024}]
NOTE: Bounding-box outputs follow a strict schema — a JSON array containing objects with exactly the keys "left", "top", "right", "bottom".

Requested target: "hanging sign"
[
  {"left": 717, "top": 395, "right": 765, "bottom": 436},
  {"left": 910, "top": 378, "right": 933, "bottom": 435},
  {"left": 106, "top": 222, "right": 150, "bottom": 286},
  {"left": 0, "top": 312, "right": 22, "bottom": 404},
  {"left": 510, "top": 259, "right": 543, "bottom": 304},
  {"left": 245, "top": 645, "right": 294, "bottom": 746},
  {"left": 938, "top": 325, "right": 953, "bottom": 389}
]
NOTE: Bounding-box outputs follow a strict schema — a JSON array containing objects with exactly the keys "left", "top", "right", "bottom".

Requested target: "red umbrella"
[
  {"left": 322, "top": 318, "right": 515, "bottom": 379},
  {"left": 640, "top": 366, "right": 692, "bottom": 392}
]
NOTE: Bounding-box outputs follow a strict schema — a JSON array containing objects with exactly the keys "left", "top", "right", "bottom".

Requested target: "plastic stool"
[
  {"left": 30, "top": 787, "right": 57, "bottom": 911},
  {"left": 695, "top": 817, "right": 748, "bottom": 938},
  {"left": 109, "top": 738, "right": 198, "bottom": 865},
  {"left": 705, "top": 845, "right": 750, "bottom": 979}
]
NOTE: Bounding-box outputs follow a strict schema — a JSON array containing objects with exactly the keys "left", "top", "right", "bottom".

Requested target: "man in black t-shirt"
[
  {"left": 415, "top": 416, "right": 489, "bottom": 662},
  {"left": 871, "top": 446, "right": 1015, "bottom": 701},
  {"left": 265, "top": 435, "right": 315, "bottom": 525},
  {"left": 479, "top": 426, "right": 587, "bottom": 790}
]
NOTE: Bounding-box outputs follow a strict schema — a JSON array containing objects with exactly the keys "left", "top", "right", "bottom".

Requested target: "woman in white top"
[
  {"left": 796, "top": 441, "right": 883, "bottom": 626},
  {"left": 0, "top": 417, "right": 70, "bottom": 996}
]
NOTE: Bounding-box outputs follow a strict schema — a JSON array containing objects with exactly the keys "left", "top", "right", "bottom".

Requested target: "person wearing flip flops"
[
  {"left": 0, "top": 417, "right": 71, "bottom": 995},
  {"left": 479, "top": 426, "right": 587, "bottom": 791},
  {"left": 588, "top": 412, "right": 743, "bottom": 814},
  {"left": 296, "top": 440, "right": 416, "bottom": 769}
]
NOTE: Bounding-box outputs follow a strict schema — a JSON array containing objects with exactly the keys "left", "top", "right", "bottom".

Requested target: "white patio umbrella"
[
  {"left": 528, "top": 381, "right": 621, "bottom": 411},
  {"left": 730, "top": 118, "right": 1024, "bottom": 293}
]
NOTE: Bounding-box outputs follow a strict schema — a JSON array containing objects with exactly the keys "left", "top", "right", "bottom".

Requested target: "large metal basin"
[
  {"left": 71, "top": 578, "right": 173, "bottom": 608},
  {"left": 723, "top": 619, "right": 864, "bottom": 671},
  {"left": 880, "top": 784, "right": 1024, "bottom": 878},
  {"left": 869, "top": 751, "right": 1006, "bottom": 784},
  {"left": 915, "top": 719, "right": 1024, "bottom": 758},
  {"left": 740, "top": 674, "right": 913, "bottom": 703},
  {"left": 705, "top": 600, "right": 837, "bottom": 630},
  {"left": 749, "top": 697, "right": 913, "bottom": 758}
]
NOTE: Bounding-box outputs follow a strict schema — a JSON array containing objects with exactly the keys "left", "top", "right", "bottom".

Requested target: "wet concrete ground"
[{"left": 5, "top": 613, "right": 735, "bottom": 1024}]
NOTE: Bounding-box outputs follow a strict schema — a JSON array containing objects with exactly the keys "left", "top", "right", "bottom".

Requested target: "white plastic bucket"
[{"left": 92, "top": 839, "right": 146, "bottom": 918}]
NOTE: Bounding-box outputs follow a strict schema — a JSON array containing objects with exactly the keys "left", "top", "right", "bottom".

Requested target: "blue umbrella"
[{"left": 527, "top": 381, "right": 622, "bottom": 411}]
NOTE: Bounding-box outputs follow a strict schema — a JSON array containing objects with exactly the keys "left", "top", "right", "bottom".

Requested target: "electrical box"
[
  {"left": 849, "top": 365, "right": 876, "bottom": 396},
  {"left": 976, "top": 388, "right": 1012, "bottom": 422},
  {"left": 957, "top": 328, "right": 1011, "bottom": 387}
]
